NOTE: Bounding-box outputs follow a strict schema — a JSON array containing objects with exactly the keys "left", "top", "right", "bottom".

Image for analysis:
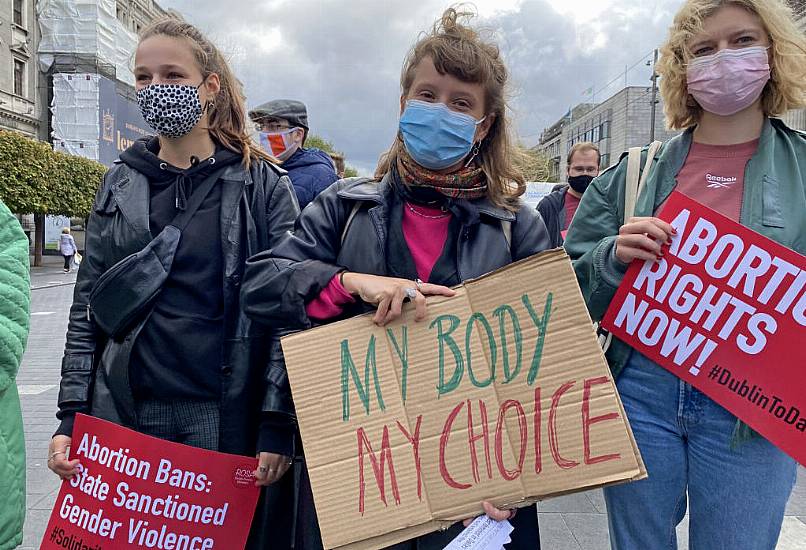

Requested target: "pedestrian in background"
[
  {"left": 565, "top": 0, "right": 806, "bottom": 547},
  {"left": 537, "top": 142, "right": 601, "bottom": 247},
  {"left": 250, "top": 99, "right": 340, "bottom": 209},
  {"left": 0, "top": 199, "right": 31, "bottom": 550},
  {"left": 57, "top": 227, "right": 77, "bottom": 273},
  {"left": 242, "top": 7, "right": 550, "bottom": 549},
  {"left": 46, "top": 19, "right": 299, "bottom": 549}
]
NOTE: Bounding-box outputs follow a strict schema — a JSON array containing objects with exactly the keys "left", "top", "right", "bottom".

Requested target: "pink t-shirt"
[
  {"left": 564, "top": 192, "right": 581, "bottom": 230},
  {"left": 306, "top": 203, "right": 452, "bottom": 320},
  {"left": 673, "top": 139, "right": 759, "bottom": 222}
]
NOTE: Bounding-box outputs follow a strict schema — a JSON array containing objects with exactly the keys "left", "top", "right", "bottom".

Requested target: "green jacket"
[
  {"left": 565, "top": 118, "right": 806, "bottom": 440},
  {"left": 0, "top": 201, "right": 30, "bottom": 550}
]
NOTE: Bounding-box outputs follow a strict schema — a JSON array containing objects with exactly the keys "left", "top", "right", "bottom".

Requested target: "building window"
[
  {"left": 13, "top": 59, "right": 26, "bottom": 97},
  {"left": 13, "top": 0, "right": 25, "bottom": 27}
]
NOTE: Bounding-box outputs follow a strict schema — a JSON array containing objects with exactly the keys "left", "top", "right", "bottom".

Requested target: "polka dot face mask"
[{"left": 136, "top": 81, "right": 206, "bottom": 139}]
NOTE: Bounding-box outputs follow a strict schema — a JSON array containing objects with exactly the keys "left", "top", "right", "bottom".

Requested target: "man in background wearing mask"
[
  {"left": 537, "top": 142, "right": 600, "bottom": 247},
  {"left": 249, "top": 99, "right": 339, "bottom": 209}
]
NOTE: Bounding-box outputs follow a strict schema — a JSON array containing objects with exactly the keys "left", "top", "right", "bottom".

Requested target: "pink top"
[
  {"left": 306, "top": 203, "right": 452, "bottom": 320},
  {"left": 564, "top": 192, "right": 581, "bottom": 230},
  {"left": 672, "top": 138, "right": 759, "bottom": 222}
]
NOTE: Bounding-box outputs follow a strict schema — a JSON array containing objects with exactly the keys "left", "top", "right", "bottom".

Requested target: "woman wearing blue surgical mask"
[
  {"left": 241, "top": 7, "right": 550, "bottom": 550},
  {"left": 565, "top": 0, "right": 806, "bottom": 548},
  {"left": 48, "top": 19, "right": 299, "bottom": 549}
]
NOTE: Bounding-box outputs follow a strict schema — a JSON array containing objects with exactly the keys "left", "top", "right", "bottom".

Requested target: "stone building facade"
[
  {"left": 0, "top": 0, "right": 41, "bottom": 138},
  {"left": 115, "top": 0, "right": 181, "bottom": 35},
  {"left": 538, "top": 87, "right": 680, "bottom": 182}
]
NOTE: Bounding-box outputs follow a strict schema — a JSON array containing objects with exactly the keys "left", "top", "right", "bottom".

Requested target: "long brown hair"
[
  {"left": 376, "top": 6, "right": 525, "bottom": 209},
  {"left": 139, "top": 19, "right": 274, "bottom": 167}
]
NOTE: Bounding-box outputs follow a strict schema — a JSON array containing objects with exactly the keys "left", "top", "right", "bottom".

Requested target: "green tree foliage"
[
  {"left": 0, "top": 130, "right": 105, "bottom": 217},
  {"left": 306, "top": 133, "right": 362, "bottom": 177},
  {"left": 305, "top": 134, "right": 337, "bottom": 155},
  {"left": 515, "top": 146, "right": 552, "bottom": 182}
]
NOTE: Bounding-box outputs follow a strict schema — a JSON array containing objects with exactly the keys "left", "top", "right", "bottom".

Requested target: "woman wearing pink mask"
[{"left": 565, "top": 0, "right": 805, "bottom": 548}]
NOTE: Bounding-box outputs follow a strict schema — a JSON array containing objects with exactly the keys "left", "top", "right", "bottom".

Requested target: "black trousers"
[
  {"left": 292, "top": 459, "right": 541, "bottom": 550},
  {"left": 63, "top": 254, "right": 73, "bottom": 270}
]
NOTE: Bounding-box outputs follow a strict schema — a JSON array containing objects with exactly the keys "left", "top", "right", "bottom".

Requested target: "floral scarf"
[{"left": 396, "top": 144, "right": 488, "bottom": 200}]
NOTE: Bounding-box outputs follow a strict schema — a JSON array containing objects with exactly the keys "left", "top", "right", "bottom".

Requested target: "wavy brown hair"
[
  {"left": 376, "top": 6, "right": 525, "bottom": 209},
  {"left": 140, "top": 19, "right": 275, "bottom": 167},
  {"left": 657, "top": 0, "right": 806, "bottom": 130}
]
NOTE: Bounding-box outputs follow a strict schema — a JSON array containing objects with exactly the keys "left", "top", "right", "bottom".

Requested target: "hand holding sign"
[
  {"left": 602, "top": 192, "right": 806, "bottom": 466},
  {"left": 615, "top": 217, "right": 676, "bottom": 264},
  {"left": 254, "top": 451, "right": 292, "bottom": 486},
  {"left": 42, "top": 414, "right": 261, "bottom": 550},
  {"left": 341, "top": 272, "right": 456, "bottom": 325},
  {"left": 48, "top": 434, "right": 80, "bottom": 480}
]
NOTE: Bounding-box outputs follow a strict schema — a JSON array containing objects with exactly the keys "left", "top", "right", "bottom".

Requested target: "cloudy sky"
[{"left": 160, "top": 0, "right": 685, "bottom": 174}]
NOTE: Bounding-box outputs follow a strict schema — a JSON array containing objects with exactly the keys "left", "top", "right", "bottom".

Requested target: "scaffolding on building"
[{"left": 36, "top": 0, "right": 143, "bottom": 161}]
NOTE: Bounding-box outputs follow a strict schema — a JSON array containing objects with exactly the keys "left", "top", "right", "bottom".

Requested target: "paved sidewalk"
[
  {"left": 29, "top": 254, "right": 77, "bottom": 290},
  {"left": 16, "top": 278, "right": 806, "bottom": 549}
]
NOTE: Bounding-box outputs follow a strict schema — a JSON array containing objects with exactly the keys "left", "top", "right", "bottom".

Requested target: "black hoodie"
[
  {"left": 536, "top": 185, "right": 569, "bottom": 248},
  {"left": 119, "top": 137, "right": 243, "bottom": 401}
]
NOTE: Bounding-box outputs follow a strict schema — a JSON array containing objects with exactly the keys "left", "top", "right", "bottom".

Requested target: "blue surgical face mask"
[{"left": 398, "top": 99, "right": 486, "bottom": 171}]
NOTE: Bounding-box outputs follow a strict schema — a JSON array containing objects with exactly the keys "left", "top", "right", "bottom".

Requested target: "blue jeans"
[{"left": 605, "top": 351, "right": 796, "bottom": 550}]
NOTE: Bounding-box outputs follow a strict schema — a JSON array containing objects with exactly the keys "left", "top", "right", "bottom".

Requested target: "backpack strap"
[
  {"left": 624, "top": 147, "right": 642, "bottom": 224},
  {"left": 623, "top": 140, "right": 662, "bottom": 223}
]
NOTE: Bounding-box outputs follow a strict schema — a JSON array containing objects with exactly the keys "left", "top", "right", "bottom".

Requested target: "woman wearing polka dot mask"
[{"left": 49, "top": 19, "right": 300, "bottom": 548}]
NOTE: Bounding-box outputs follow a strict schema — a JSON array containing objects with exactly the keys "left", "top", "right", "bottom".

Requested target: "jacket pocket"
[{"left": 761, "top": 175, "right": 785, "bottom": 228}]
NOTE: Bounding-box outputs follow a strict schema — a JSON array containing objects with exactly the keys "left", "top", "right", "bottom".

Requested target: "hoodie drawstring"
[{"left": 175, "top": 172, "right": 191, "bottom": 210}]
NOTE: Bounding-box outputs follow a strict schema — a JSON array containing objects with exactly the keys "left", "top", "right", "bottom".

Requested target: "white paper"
[{"left": 443, "top": 516, "right": 515, "bottom": 550}]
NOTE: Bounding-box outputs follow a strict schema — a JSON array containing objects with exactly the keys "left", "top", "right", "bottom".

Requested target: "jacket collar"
[
  {"left": 335, "top": 171, "right": 516, "bottom": 221},
  {"left": 109, "top": 161, "right": 252, "bottom": 244}
]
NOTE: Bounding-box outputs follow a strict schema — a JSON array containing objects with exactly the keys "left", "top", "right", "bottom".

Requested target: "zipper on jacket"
[{"left": 86, "top": 304, "right": 91, "bottom": 321}]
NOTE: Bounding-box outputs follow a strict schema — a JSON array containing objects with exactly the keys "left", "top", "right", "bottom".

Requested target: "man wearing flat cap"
[{"left": 250, "top": 99, "right": 339, "bottom": 209}]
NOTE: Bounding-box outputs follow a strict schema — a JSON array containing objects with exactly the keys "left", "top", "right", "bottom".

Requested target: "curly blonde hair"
[
  {"left": 376, "top": 6, "right": 525, "bottom": 210},
  {"left": 657, "top": 0, "right": 806, "bottom": 130}
]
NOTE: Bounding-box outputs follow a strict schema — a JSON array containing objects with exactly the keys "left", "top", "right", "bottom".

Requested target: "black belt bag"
[{"left": 88, "top": 169, "right": 221, "bottom": 340}]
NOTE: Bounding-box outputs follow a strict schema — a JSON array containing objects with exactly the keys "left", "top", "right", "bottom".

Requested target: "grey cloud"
[{"left": 159, "top": 0, "right": 684, "bottom": 173}]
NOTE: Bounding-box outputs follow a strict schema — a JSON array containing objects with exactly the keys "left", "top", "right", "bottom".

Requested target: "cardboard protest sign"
[
  {"left": 41, "top": 414, "right": 260, "bottom": 550},
  {"left": 602, "top": 191, "right": 806, "bottom": 466},
  {"left": 282, "top": 249, "right": 646, "bottom": 549}
]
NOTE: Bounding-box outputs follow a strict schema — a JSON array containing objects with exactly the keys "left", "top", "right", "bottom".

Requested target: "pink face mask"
[{"left": 686, "top": 46, "right": 770, "bottom": 117}]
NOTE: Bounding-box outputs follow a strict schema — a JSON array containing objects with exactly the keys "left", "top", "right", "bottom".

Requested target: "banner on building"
[
  {"left": 41, "top": 414, "right": 260, "bottom": 550},
  {"left": 281, "top": 250, "right": 646, "bottom": 549},
  {"left": 602, "top": 191, "right": 806, "bottom": 466},
  {"left": 98, "top": 77, "right": 150, "bottom": 166}
]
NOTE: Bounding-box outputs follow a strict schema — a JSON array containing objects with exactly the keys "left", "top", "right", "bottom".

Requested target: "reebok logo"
[{"left": 706, "top": 173, "right": 737, "bottom": 189}]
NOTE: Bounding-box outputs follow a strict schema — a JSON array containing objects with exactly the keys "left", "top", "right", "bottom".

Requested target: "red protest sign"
[
  {"left": 602, "top": 191, "right": 806, "bottom": 466},
  {"left": 41, "top": 414, "right": 260, "bottom": 550}
]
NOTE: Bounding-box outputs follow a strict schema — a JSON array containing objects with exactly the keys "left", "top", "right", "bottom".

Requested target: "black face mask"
[{"left": 568, "top": 174, "right": 594, "bottom": 194}]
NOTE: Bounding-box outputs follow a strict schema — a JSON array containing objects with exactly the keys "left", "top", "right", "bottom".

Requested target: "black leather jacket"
[
  {"left": 56, "top": 158, "right": 299, "bottom": 456},
  {"left": 241, "top": 173, "right": 553, "bottom": 425}
]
